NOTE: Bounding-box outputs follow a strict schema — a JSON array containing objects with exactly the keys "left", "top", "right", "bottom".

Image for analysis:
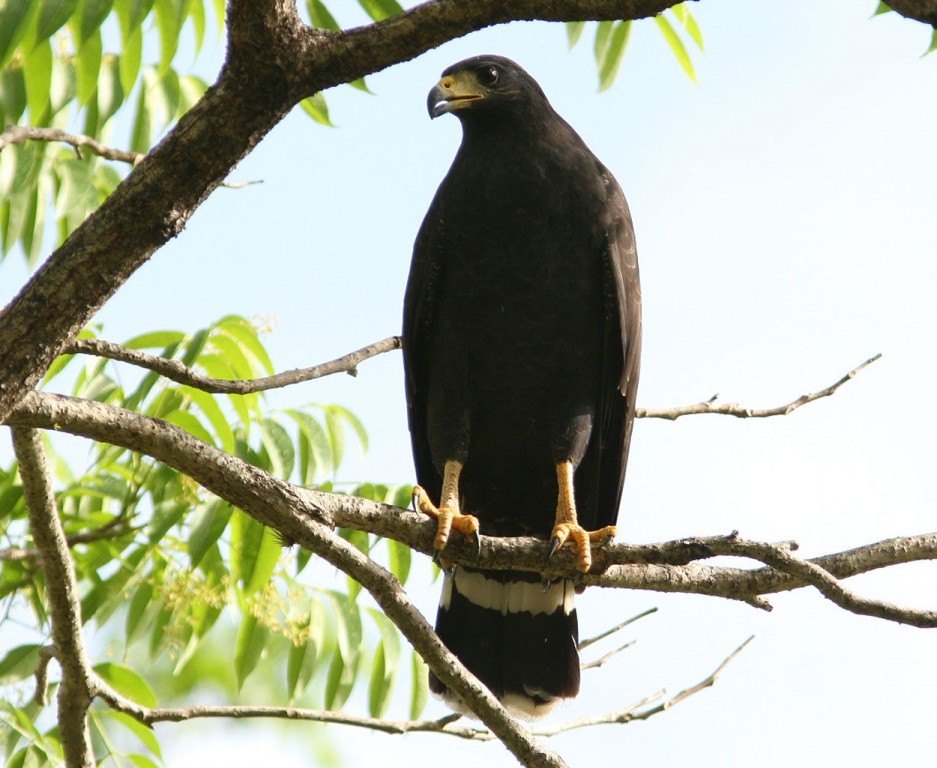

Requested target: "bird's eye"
[{"left": 478, "top": 66, "right": 499, "bottom": 86}]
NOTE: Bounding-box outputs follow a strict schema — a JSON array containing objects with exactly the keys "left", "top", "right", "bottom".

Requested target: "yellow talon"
[
  {"left": 413, "top": 460, "right": 479, "bottom": 552},
  {"left": 550, "top": 461, "right": 617, "bottom": 572}
]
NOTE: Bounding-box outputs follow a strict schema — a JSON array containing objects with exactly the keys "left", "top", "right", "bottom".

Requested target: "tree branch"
[
  {"left": 0, "top": 125, "right": 142, "bottom": 164},
  {"left": 882, "top": 0, "right": 937, "bottom": 26},
  {"left": 95, "top": 636, "right": 750, "bottom": 742},
  {"left": 58, "top": 336, "right": 874, "bottom": 422},
  {"left": 62, "top": 336, "right": 402, "bottom": 394},
  {"left": 6, "top": 393, "right": 936, "bottom": 623},
  {"left": 10, "top": 427, "right": 96, "bottom": 768},
  {"left": 637, "top": 354, "right": 881, "bottom": 420},
  {"left": 0, "top": 517, "right": 134, "bottom": 561}
]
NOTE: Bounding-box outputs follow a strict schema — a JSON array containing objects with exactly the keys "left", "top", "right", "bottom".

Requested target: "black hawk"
[{"left": 403, "top": 55, "right": 642, "bottom": 717}]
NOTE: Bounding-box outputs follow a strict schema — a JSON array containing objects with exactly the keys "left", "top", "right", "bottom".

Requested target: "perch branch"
[
  {"left": 637, "top": 354, "right": 882, "bottom": 420},
  {"left": 6, "top": 394, "right": 936, "bottom": 628},
  {"left": 62, "top": 336, "right": 402, "bottom": 394}
]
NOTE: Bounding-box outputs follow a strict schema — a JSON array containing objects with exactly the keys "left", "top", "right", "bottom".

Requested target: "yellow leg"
[
  {"left": 550, "top": 461, "right": 617, "bottom": 573},
  {"left": 412, "top": 459, "right": 479, "bottom": 552}
]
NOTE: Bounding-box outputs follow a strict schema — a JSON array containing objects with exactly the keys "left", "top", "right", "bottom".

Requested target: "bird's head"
[{"left": 427, "top": 56, "right": 548, "bottom": 121}]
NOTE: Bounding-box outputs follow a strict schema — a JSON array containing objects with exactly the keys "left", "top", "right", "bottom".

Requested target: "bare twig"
[
  {"left": 11, "top": 428, "right": 96, "bottom": 768},
  {"left": 1, "top": 125, "right": 143, "bottom": 164},
  {"left": 96, "top": 637, "right": 751, "bottom": 744},
  {"left": 62, "top": 336, "right": 402, "bottom": 394},
  {"left": 536, "top": 636, "right": 754, "bottom": 737},
  {"left": 33, "top": 645, "right": 56, "bottom": 707},
  {"left": 578, "top": 607, "right": 657, "bottom": 651},
  {"left": 580, "top": 640, "right": 635, "bottom": 671},
  {"left": 0, "top": 125, "right": 262, "bottom": 188},
  {"left": 0, "top": 518, "right": 135, "bottom": 561},
  {"left": 637, "top": 354, "right": 882, "bottom": 421}
]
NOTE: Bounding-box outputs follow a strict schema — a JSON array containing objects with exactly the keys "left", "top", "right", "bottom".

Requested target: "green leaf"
[
  {"left": 288, "top": 409, "right": 332, "bottom": 483},
  {"left": 130, "top": 70, "right": 153, "bottom": 153},
  {"left": 655, "top": 13, "right": 698, "bottom": 84},
  {"left": 23, "top": 37, "right": 51, "bottom": 120},
  {"left": 187, "top": 0, "right": 204, "bottom": 53},
  {"left": 76, "top": 0, "right": 113, "bottom": 43},
  {"left": 125, "top": 329, "right": 186, "bottom": 349},
  {"left": 36, "top": 0, "right": 80, "bottom": 41},
  {"left": 231, "top": 510, "right": 280, "bottom": 595},
  {"left": 74, "top": 27, "right": 102, "bottom": 105},
  {"left": 128, "top": 755, "right": 161, "bottom": 768},
  {"left": 306, "top": 0, "right": 338, "bottom": 29},
  {"left": 872, "top": 2, "right": 893, "bottom": 15},
  {"left": 154, "top": 0, "right": 184, "bottom": 74},
  {"left": 184, "top": 386, "right": 234, "bottom": 452},
  {"left": 367, "top": 610, "right": 401, "bottom": 718},
  {"left": 164, "top": 407, "right": 215, "bottom": 445},
  {"left": 300, "top": 92, "right": 332, "bottom": 126},
  {"left": 258, "top": 417, "right": 295, "bottom": 480},
  {"left": 104, "top": 711, "right": 163, "bottom": 761},
  {"left": 0, "top": 644, "right": 41, "bottom": 685},
  {"left": 926, "top": 27, "right": 937, "bottom": 56},
  {"left": 597, "top": 21, "right": 631, "bottom": 92},
  {"left": 386, "top": 537, "right": 411, "bottom": 585},
  {"left": 234, "top": 613, "right": 268, "bottom": 690},
  {"left": 0, "top": 65, "right": 27, "bottom": 123},
  {"left": 566, "top": 21, "right": 585, "bottom": 48},
  {"left": 125, "top": 581, "right": 154, "bottom": 642},
  {"left": 217, "top": 316, "right": 274, "bottom": 374},
  {"left": 118, "top": 23, "right": 142, "bottom": 96},
  {"left": 409, "top": 650, "right": 428, "bottom": 719},
  {"left": 670, "top": 2, "right": 703, "bottom": 51},
  {"left": 286, "top": 597, "right": 326, "bottom": 701},
  {"left": 356, "top": 0, "right": 401, "bottom": 22},
  {"left": 94, "top": 662, "right": 157, "bottom": 707},
  {"left": 188, "top": 499, "right": 232, "bottom": 568},
  {"left": 0, "top": 0, "right": 39, "bottom": 69}
]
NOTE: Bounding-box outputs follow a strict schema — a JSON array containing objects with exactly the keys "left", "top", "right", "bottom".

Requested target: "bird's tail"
[{"left": 429, "top": 567, "right": 580, "bottom": 719}]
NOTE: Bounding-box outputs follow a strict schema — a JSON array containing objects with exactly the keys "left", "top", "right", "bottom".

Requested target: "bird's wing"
[
  {"left": 597, "top": 168, "right": 642, "bottom": 527},
  {"left": 402, "top": 193, "right": 446, "bottom": 498}
]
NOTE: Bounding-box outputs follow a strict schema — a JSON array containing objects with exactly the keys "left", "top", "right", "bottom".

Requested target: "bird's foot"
[
  {"left": 412, "top": 485, "right": 480, "bottom": 559},
  {"left": 549, "top": 523, "right": 617, "bottom": 573}
]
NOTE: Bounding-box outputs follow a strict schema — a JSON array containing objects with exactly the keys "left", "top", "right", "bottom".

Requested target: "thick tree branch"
[
  {"left": 6, "top": 393, "right": 936, "bottom": 621},
  {"left": 883, "top": 0, "right": 937, "bottom": 26},
  {"left": 62, "top": 336, "right": 402, "bottom": 394},
  {"left": 10, "top": 428, "right": 95, "bottom": 768}
]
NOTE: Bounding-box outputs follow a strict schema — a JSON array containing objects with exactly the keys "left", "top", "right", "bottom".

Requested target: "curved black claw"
[
  {"left": 472, "top": 530, "right": 482, "bottom": 559},
  {"left": 548, "top": 536, "right": 562, "bottom": 560}
]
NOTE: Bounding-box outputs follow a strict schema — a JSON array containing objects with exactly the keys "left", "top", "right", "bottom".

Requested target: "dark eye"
[{"left": 478, "top": 66, "right": 499, "bottom": 86}]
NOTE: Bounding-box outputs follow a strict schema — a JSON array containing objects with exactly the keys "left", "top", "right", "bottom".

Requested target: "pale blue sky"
[{"left": 4, "top": 1, "right": 937, "bottom": 766}]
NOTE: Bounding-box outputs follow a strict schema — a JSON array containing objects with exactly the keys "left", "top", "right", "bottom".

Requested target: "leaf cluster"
[{"left": 0, "top": 316, "right": 423, "bottom": 767}]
